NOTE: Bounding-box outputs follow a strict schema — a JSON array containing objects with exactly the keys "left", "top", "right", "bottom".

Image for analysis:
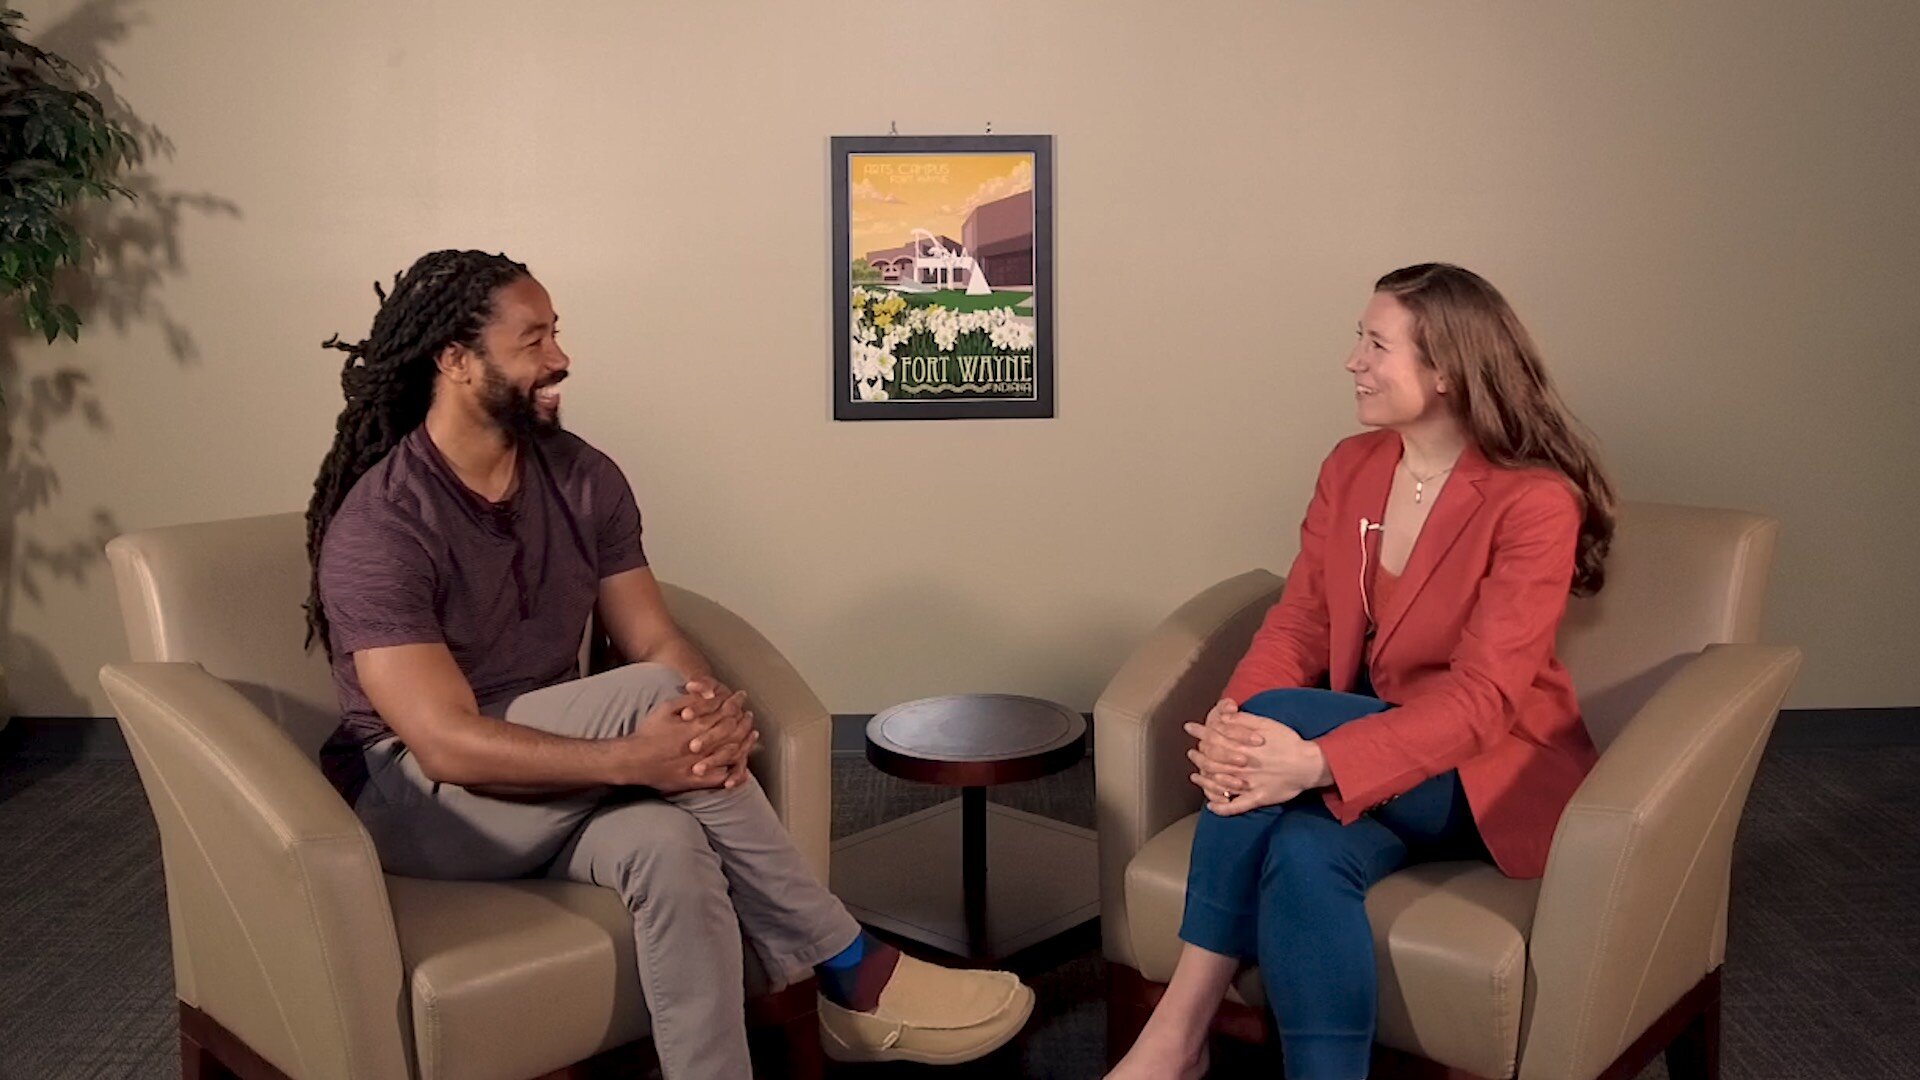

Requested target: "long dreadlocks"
[{"left": 304, "top": 249, "right": 529, "bottom": 653}]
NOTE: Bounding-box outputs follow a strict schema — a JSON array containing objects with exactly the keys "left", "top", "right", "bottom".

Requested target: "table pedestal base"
[{"left": 830, "top": 798, "right": 1098, "bottom": 969}]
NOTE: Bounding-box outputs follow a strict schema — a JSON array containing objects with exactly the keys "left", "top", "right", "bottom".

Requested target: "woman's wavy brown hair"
[{"left": 1376, "top": 263, "right": 1616, "bottom": 595}]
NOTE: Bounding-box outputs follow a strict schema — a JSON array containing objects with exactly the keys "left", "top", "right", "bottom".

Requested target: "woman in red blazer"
[{"left": 1111, "top": 264, "right": 1616, "bottom": 1080}]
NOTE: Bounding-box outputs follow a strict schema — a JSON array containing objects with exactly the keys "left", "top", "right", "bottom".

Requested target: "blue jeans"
[{"left": 1178, "top": 688, "right": 1488, "bottom": 1080}]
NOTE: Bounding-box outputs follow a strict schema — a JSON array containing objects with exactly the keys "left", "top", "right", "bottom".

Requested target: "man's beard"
[{"left": 477, "top": 355, "right": 563, "bottom": 437}]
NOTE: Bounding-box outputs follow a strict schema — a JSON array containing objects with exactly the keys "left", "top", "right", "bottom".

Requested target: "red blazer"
[{"left": 1221, "top": 429, "right": 1598, "bottom": 879}]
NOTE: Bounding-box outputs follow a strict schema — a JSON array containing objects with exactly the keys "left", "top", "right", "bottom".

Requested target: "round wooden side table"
[{"left": 831, "top": 693, "right": 1096, "bottom": 967}]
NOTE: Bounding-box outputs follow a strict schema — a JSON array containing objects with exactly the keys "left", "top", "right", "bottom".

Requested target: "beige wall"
[{"left": 6, "top": 0, "right": 1916, "bottom": 718}]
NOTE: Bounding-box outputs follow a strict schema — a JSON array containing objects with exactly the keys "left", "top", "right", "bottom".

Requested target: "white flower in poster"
[
  {"left": 987, "top": 307, "right": 1035, "bottom": 352},
  {"left": 923, "top": 305, "right": 961, "bottom": 351},
  {"left": 851, "top": 339, "right": 895, "bottom": 401}
]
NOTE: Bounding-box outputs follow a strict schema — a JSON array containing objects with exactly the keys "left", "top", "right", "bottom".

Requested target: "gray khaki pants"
[{"left": 352, "top": 663, "right": 862, "bottom": 1080}]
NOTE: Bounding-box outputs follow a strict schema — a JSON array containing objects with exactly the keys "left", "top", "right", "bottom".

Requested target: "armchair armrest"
[
  {"left": 1519, "top": 643, "right": 1802, "bottom": 1080},
  {"left": 659, "top": 583, "right": 834, "bottom": 883},
  {"left": 99, "top": 662, "right": 410, "bottom": 1080},
  {"left": 1093, "top": 570, "right": 1284, "bottom": 967}
]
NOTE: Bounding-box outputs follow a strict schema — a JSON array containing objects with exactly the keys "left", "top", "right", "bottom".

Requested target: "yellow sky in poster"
[{"left": 849, "top": 153, "right": 1033, "bottom": 259}]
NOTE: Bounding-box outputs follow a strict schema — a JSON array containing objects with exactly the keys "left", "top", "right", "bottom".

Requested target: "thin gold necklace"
[{"left": 1402, "top": 461, "right": 1455, "bottom": 504}]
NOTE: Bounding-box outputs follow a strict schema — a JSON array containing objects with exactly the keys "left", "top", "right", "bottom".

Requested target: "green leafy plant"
[{"left": 1, "top": 6, "right": 139, "bottom": 347}]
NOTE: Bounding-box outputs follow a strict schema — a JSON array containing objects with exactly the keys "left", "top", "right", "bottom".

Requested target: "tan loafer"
[{"left": 818, "top": 952, "right": 1036, "bottom": 1065}]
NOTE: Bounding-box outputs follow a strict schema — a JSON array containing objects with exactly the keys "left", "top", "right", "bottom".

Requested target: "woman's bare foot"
[
  {"left": 1106, "top": 1027, "right": 1209, "bottom": 1080},
  {"left": 1109, "top": 943, "right": 1237, "bottom": 1078}
]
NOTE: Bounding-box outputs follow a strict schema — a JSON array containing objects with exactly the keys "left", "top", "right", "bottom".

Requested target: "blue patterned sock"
[
  {"left": 815, "top": 931, "right": 899, "bottom": 1010},
  {"left": 819, "top": 932, "right": 866, "bottom": 970}
]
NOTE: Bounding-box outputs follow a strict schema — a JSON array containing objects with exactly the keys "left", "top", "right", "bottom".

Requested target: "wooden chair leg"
[
  {"left": 181, "top": 1029, "right": 236, "bottom": 1080},
  {"left": 747, "top": 975, "right": 824, "bottom": 1080},
  {"left": 1585, "top": 970, "right": 1723, "bottom": 1080},
  {"left": 1664, "top": 973, "right": 1722, "bottom": 1080},
  {"left": 759, "top": 1005, "right": 824, "bottom": 1080}
]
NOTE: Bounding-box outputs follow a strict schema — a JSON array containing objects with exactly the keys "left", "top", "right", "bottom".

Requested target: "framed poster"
[{"left": 832, "top": 134, "right": 1054, "bottom": 420}]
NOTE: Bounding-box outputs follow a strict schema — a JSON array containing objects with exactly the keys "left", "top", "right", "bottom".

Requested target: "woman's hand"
[
  {"left": 1183, "top": 698, "right": 1335, "bottom": 815},
  {"left": 1184, "top": 698, "right": 1250, "bottom": 808}
]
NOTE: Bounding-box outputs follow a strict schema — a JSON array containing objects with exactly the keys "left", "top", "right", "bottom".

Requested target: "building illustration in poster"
[{"left": 832, "top": 135, "right": 1054, "bottom": 420}]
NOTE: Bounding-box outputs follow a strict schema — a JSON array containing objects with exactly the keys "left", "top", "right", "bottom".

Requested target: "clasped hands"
[
  {"left": 1185, "top": 698, "right": 1334, "bottom": 815},
  {"left": 618, "top": 676, "right": 758, "bottom": 793}
]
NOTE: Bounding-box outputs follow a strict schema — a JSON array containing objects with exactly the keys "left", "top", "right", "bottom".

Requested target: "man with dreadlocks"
[{"left": 305, "top": 250, "right": 1034, "bottom": 1077}]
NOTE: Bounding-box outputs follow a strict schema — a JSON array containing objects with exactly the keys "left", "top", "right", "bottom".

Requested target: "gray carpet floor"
[{"left": 1, "top": 744, "right": 1916, "bottom": 1079}]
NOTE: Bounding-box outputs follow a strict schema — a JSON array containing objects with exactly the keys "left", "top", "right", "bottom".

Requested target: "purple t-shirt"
[{"left": 316, "top": 426, "right": 646, "bottom": 794}]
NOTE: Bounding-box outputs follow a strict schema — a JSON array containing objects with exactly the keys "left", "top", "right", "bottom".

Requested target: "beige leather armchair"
[
  {"left": 102, "top": 511, "right": 835, "bottom": 1080},
  {"left": 1098, "top": 502, "right": 1802, "bottom": 1080}
]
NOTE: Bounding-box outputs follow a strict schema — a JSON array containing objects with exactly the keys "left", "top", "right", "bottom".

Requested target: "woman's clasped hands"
[{"left": 1184, "top": 698, "right": 1334, "bottom": 815}]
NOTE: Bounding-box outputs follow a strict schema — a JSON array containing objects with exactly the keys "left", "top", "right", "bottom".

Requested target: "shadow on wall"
[{"left": 1, "top": 0, "right": 240, "bottom": 720}]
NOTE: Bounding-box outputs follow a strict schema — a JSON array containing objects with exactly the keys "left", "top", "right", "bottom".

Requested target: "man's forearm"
[
  {"left": 411, "top": 709, "right": 626, "bottom": 790},
  {"left": 638, "top": 633, "right": 713, "bottom": 687},
  {"left": 418, "top": 641, "right": 720, "bottom": 789}
]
